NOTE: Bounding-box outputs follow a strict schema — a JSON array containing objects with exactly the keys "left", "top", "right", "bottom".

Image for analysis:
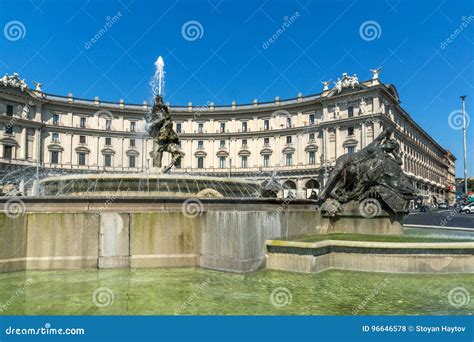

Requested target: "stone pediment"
[
  {"left": 260, "top": 148, "right": 273, "bottom": 155},
  {"left": 47, "top": 143, "right": 64, "bottom": 152},
  {"left": 0, "top": 137, "right": 19, "bottom": 146},
  {"left": 126, "top": 149, "right": 139, "bottom": 156},
  {"left": 75, "top": 146, "right": 91, "bottom": 154},
  {"left": 305, "top": 144, "right": 319, "bottom": 152},
  {"left": 195, "top": 150, "right": 208, "bottom": 157},
  {"left": 101, "top": 147, "right": 115, "bottom": 155},
  {"left": 343, "top": 138, "right": 358, "bottom": 147},
  {"left": 238, "top": 149, "right": 251, "bottom": 156}
]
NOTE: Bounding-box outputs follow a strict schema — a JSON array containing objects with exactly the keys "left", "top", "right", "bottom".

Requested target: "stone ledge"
[{"left": 266, "top": 239, "right": 474, "bottom": 274}]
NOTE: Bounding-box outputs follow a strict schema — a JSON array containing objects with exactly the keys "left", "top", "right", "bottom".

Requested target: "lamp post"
[{"left": 461, "top": 95, "right": 468, "bottom": 194}]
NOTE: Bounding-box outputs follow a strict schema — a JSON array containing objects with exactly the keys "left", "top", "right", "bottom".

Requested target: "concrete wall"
[{"left": 0, "top": 204, "right": 321, "bottom": 273}]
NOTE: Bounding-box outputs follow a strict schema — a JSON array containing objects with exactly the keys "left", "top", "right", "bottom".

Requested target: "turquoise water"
[{"left": 0, "top": 268, "right": 472, "bottom": 315}]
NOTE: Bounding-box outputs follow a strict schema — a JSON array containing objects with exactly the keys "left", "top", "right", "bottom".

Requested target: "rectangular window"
[
  {"left": 105, "top": 137, "right": 111, "bottom": 145},
  {"left": 309, "top": 114, "right": 315, "bottom": 125},
  {"left": 6, "top": 105, "right": 13, "bottom": 116},
  {"left": 78, "top": 153, "right": 86, "bottom": 165},
  {"left": 242, "top": 139, "right": 247, "bottom": 147},
  {"left": 309, "top": 133, "right": 315, "bottom": 141},
  {"left": 220, "top": 122, "right": 225, "bottom": 133},
  {"left": 219, "top": 156, "right": 226, "bottom": 168},
  {"left": 176, "top": 123, "right": 182, "bottom": 133},
  {"left": 51, "top": 151, "right": 59, "bottom": 164},
  {"left": 105, "top": 120, "right": 112, "bottom": 130},
  {"left": 198, "top": 140, "right": 204, "bottom": 149},
  {"left": 242, "top": 121, "right": 247, "bottom": 132},
  {"left": 348, "top": 106, "right": 354, "bottom": 117},
  {"left": 264, "top": 137, "right": 270, "bottom": 145},
  {"left": 53, "top": 113, "right": 59, "bottom": 125},
  {"left": 286, "top": 136, "right": 292, "bottom": 144},
  {"left": 286, "top": 117, "right": 292, "bottom": 128},
  {"left": 220, "top": 140, "right": 225, "bottom": 148},
  {"left": 3, "top": 145, "right": 12, "bottom": 159},
  {"left": 198, "top": 123, "right": 203, "bottom": 133},
  {"left": 52, "top": 132, "right": 59, "bottom": 142},
  {"left": 347, "top": 146, "right": 356, "bottom": 154},
  {"left": 79, "top": 135, "right": 86, "bottom": 144},
  {"left": 130, "top": 122, "right": 136, "bottom": 132},
  {"left": 4, "top": 125, "right": 13, "bottom": 134},
  {"left": 241, "top": 155, "right": 248, "bottom": 168},
  {"left": 129, "top": 155, "right": 136, "bottom": 168},
  {"left": 263, "top": 154, "right": 270, "bottom": 167},
  {"left": 264, "top": 119, "right": 269, "bottom": 130},
  {"left": 286, "top": 154, "right": 293, "bottom": 166},
  {"left": 197, "top": 157, "right": 204, "bottom": 168},
  {"left": 348, "top": 127, "right": 354, "bottom": 136},
  {"left": 130, "top": 139, "right": 135, "bottom": 147},
  {"left": 104, "top": 154, "right": 112, "bottom": 167},
  {"left": 80, "top": 117, "right": 86, "bottom": 128},
  {"left": 308, "top": 151, "right": 316, "bottom": 164}
]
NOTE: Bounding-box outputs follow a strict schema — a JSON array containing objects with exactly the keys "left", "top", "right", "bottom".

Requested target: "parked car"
[
  {"left": 461, "top": 202, "right": 474, "bottom": 214},
  {"left": 438, "top": 202, "right": 449, "bottom": 209}
]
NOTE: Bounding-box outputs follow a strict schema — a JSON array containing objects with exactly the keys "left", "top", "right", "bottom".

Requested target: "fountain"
[
  {"left": 1, "top": 59, "right": 472, "bottom": 277},
  {"left": 38, "top": 57, "right": 263, "bottom": 199}
]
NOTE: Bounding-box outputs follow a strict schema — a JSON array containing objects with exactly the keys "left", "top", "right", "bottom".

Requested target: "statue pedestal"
[{"left": 321, "top": 201, "right": 404, "bottom": 236}]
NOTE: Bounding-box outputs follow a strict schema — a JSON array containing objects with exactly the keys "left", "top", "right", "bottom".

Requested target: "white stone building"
[{"left": 0, "top": 71, "right": 456, "bottom": 203}]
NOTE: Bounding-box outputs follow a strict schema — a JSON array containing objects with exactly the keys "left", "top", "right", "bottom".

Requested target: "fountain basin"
[{"left": 38, "top": 173, "right": 262, "bottom": 198}]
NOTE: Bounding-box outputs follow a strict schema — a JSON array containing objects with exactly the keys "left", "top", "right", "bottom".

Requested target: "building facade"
[{"left": 0, "top": 71, "right": 456, "bottom": 203}]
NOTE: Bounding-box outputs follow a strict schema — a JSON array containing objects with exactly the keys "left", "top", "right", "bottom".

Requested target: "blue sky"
[{"left": 0, "top": 0, "right": 473, "bottom": 177}]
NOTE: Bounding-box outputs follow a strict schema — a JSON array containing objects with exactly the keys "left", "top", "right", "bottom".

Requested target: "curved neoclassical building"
[{"left": 0, "top": 71, "right": 456, "bottom": 203}]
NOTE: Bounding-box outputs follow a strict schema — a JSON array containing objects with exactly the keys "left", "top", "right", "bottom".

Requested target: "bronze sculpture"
[
  {"left": 146, "top": 95, "right": 184, "bottom": 173},
  {"left": 318, "top": 127, "right": 417, "bottom": 216}
]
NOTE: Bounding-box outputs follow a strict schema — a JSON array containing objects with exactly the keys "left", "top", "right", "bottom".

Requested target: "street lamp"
[{"left": 461, "top": 95, "right": 468, "bottom": 194}]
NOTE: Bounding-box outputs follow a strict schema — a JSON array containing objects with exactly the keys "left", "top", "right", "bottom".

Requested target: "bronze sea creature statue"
[{"left": 146, "top": 95, "right": 184, "bottom": 173}]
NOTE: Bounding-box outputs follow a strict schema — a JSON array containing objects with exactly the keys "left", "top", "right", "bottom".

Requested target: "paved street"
[{"left": 403, "top": 209, "right": 474, "bottom": 229}]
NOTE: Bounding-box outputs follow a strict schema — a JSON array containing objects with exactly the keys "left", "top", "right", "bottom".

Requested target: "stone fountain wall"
[{"left": 0, "top": 199, "right": 321, "bottom": 273}]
